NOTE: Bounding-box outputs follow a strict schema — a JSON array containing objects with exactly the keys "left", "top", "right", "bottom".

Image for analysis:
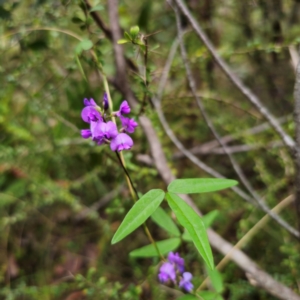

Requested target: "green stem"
[{"left": 115, "top": 151, "right": 164, "bottom": 260}]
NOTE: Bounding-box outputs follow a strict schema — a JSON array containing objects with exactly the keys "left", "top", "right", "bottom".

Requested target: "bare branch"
[
  {"left": 294, "top": 55, "right": 300, "bottom": 232},
  {"left": 173, "top": 3, "right": 300, "bottom": 239},
  {"left": 173, "top": 116, "right": 290, "bottom": 159},
  {"left": 173, "top": 0, "right": 295, "bottom": 151}
]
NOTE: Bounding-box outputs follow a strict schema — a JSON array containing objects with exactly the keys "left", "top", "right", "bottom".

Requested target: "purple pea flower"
[
  {"left": 103, "top": 93, "right": 109, "bottom": 110},
  {"left": 93, "top": 121, "right": 118, "bottom": 145},
  {"left": 110, "top": 133, "right": 133, "bottom": 152},
  {"left": 168, "top": 252, "right": 185, "bottom": 273},
  {"left": 83, "top": 98, "right": 97, "bottom": 106},
  {"left": 81, "top": 98, "right": 102, "bottom": 123},
  {"left": 179, "top": 272, "right": 193, "bottom": 293},
  {"left": 158, "top": 262, "right": 176, "bottom": 284},
  {"left": 81, "top": 129, "right": 92, "bottom": 139},
  {"left": 120, "top": 116, "right": 138, "bottom": 133},
  {"left": 116, "top": 100, "right": 130, "bottom": 117}
]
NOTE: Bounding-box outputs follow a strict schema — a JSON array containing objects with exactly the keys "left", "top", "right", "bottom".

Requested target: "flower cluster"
[
  {"left": 158, "top": 252, "right": 193, "bottom": 293},
  {"left": 80, "top": 94, "right": 138, "bottom": 152}
]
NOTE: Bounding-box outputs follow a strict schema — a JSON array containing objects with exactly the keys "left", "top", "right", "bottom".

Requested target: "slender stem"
[
  {"left": 138, "top": 36, "right": 150, "bottom": 115},
  {"left": 115, "top": 151, "right": 139, "bottom": 200},
  {"left": 115, "top": 151, "right": 164, "bottom": 260}
]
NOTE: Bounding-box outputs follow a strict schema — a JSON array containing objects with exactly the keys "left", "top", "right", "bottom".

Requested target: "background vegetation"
[{"left": 1, "top": 0, "right": 300, "bottom": 299}]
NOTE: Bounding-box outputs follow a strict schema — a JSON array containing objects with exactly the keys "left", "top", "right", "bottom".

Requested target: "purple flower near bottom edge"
[
  {"left": 110, "top": 133, "right": 133, "bottom": 152},
  {"left": 158, "top": 262, "right": 176, "bottom": 283},
  {"left": 168, "top": 252, "right": 185, "bottom": 273},
  {"left": 179, "top": 272, "right": 193, "bottom": 293}
]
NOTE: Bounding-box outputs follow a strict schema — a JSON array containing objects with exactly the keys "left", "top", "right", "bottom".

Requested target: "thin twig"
[
  {"left": 173, "top": 0, "right": 295, "bottom": 151},
  {"left": 199, "top": 195, "right": 295, "bottom": 291},
  {"left": 173, "top": 116, "right": 290, "bottom": 159},
  {"left": 294, "top": 54, "right": 300, "bottom": 232},
  {"left": 173, "top": 3, "right": 299, "bottom": 239}
]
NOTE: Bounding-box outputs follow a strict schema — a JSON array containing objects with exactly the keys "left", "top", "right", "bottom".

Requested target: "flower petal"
[
  {"left": 110, "top": 133, "right": 133, "bottom": 152},
  {"left": 81, "top": 106, "right": 102, "bottom": 123},
  {"left": 81, "top": 129, "right": 92, "bottom": 139},
  {"left": 120, "top": 116, "right": 138, "bottom": 133},
  {"left": 103, "top": 93, "right": 109, "bottom": 110}
]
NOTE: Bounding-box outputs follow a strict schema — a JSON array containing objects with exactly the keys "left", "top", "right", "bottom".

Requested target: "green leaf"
[
  {"left": 197, "top": 291, "right": 224, "bottom": 300},
  {"left": 89, "top": 5, "right": 104, "bottom": 12},
  {"left": 182, "top": 210, "right": 219, "bottom": 242},
  {"left": 124, "top": 31, "right": 132, "bottom": 41},
  {"left": 117, "top": 39, "right": 129, "bottom": 44},
  {"left": 130, "top": 25, "right": 140, "bottom": 39},
  {"left": 182, "top": 229, "right": 193, "bottom": 242},
  {"left": 165, "top": 193, "right": 214, "bottom": 269},
  {"left": 202, "top": 210, "right": 219, "bottom": 228},
  {"left": 151, "top": 207, "right": 180, "bottom": 236},
  {"left": 111, "top": 189, "right": 165, "bottom": 244},
  {"left": 167, "top": 178, "right": 238, "bottom": 194},
  {"left": 207, "top": 267, "right": 223, "bottom": 293},
  {"left": 129, "top": 238, "right": 180, "bottom": 257},
  {"left": 80, "top": 39, "right": 93, "bottom": 51}
]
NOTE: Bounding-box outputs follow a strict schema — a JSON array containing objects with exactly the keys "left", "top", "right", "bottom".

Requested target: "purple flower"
[
  {"left": 158, "top": 262, "right": 176, "bottom": 283},
  {"left": 81, "top": 129, "right": 92, "bottom": 139},
  {"left": 103, "top": 93, "right": 109, "bottom": 110},
  {"left": 93, "top": 121, "right": 118, "bottom": 145},
  {"left": 110, "top": 133, "right": 133, "bottom": 152},
  {"left": 120, "top": 116, "right": 138, "bottom": 133},
  {"left": 168, "top": 252, "right": 185, "bottom": 273},
  {"left": 83, "top": 98, "right": 97, "bottom": 107},
  {"left": 81, "top": 98, "right": 102, "bottom": 123},
  {"left": 179, "top": 272, "right": 193, "bottom": 293},
  {"left": 116, "top": 100, "right": 130, "bottom": 116}
]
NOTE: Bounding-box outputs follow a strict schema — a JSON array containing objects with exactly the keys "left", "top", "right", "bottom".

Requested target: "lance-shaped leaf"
[
  {"left": 111, "top": 189, "right": 165, "bottom": 244},
  {"left": 166, "top": 192, "right": 214, "bottom": 269},
  {"left": 129, "top": 238, "right": 180, "bottom": 257},
  {"left": 151, "top": 207, "right": 180, "bottom": 236},
  {"left": 167, "top": 178, "right": 238, "bottom": 194}
]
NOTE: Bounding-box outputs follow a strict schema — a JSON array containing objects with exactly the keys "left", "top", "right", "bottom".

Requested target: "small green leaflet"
[
  {"left": 111, "top": 189, "right": 165, "bottom": 244},
  {"left": 89, "top": 5, "right": 104, "bottom": 12},
  {"left": 129, "top": 238, "right": 180, "bottom": 257},
  {"left": 165, "top": 192, "right": 214, "bottom": 270},
  {"left": 167, "top": 178, "right": 238, "bottom": 194},
  {"left": 151, "top": 206, "right": 180, "bottom": 236},
  {"left": 183, "top": 210, "right": 219, "bottom": 241}
]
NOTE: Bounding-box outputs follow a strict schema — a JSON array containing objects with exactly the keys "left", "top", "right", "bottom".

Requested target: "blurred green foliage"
[{"left": 0, "top": 0, "right": 300, "bottom": 299}]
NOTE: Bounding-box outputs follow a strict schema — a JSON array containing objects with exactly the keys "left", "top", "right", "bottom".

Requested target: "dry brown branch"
[
  {"left": 172, "top": 3, "right": 299, "bottom": 239},
  {"left": 294, "top": 55, "right": 300, "bottom": 232},
  {"left": 173, "top": 116, "right": 290, "bottom": 159},
  {"left": 174, "top": 0, "right": 295, "bottom": 151}
]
